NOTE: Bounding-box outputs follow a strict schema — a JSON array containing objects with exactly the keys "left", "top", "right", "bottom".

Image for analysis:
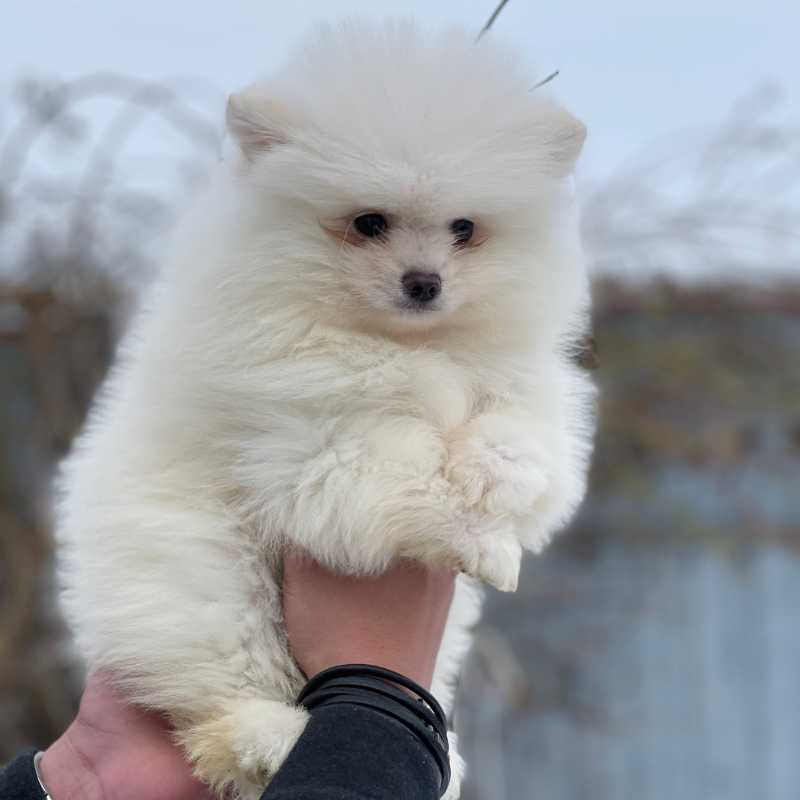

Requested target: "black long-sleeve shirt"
[{"left": 0, "top": 703, "right": 440, "bottom": 800}]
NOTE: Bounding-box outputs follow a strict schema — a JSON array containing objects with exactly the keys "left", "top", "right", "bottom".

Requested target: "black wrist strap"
[
  {"left": 301, "top": 674, "right": 446, "bottom": 734},
  {"left": 296, "top": 664, "right": 452, "bottom": 797},
  {"left": 298, "top": 665, "right": 447, "bottom": 723}
]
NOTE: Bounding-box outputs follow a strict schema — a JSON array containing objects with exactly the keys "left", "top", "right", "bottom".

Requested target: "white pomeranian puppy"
[{"left": 56, "top": 19, "right": 594, "bottom": 800}]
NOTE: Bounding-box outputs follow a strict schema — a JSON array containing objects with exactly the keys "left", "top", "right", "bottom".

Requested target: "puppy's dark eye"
[
  {"left": 354, "top": 213, "right": 388, "bottom": 238},
  {"left": 451, "top": 218, "right": 474, "bottom": 245}
]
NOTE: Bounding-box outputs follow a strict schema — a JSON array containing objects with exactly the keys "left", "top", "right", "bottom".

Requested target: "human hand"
[
  {"left": 282, "top": 552, "right": 456, "bottom": 689},
  {"left": 39, "top": 673, "right": 215, "bottom": 800},
  {"left": 39, "top": 559, "right": 454, "bottom": 800}
]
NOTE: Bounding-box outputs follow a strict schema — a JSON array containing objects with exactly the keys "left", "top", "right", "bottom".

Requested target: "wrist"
[
  {"left": 283, "top": 555, "right": 455, "bottom": 690},
  {"left": 306, "top": 644, "right": 437, "bottom": 689},
  {"left": 39, "top": 724, "right": 104, "bottom": 800}
]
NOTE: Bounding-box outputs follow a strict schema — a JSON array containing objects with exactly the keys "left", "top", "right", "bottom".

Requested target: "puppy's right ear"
[{"left": 226, "top": 88, "right": 290, "bottom": 158}]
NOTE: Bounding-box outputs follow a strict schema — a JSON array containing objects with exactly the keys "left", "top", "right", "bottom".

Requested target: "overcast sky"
[{"left": 2, "top": 0, "right": 799, "bottom": 178}]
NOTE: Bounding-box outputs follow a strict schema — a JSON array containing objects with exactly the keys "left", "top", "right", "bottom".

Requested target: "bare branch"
[
  {"left": 532, "top": 69, "right": 560, "bottom": 90},
  {"left": 476, "top": 0, "right": 511, "bottom": 41}
]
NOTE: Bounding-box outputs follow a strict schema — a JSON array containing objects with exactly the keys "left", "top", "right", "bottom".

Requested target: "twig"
[
  {"left": 476, "top": 0, "right": 511, "bottom": 40},
  {"left": 532, "top": 69, "right": 560, "bottom": 90}
]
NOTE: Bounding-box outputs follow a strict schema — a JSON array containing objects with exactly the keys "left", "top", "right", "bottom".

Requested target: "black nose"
[{"left": 402, "top": 271, "right": 441, "bottom": 304}]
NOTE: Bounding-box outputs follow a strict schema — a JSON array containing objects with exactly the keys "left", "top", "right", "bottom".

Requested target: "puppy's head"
[{"left": 226, "top": 21, "right": 587, "bottom": 340}]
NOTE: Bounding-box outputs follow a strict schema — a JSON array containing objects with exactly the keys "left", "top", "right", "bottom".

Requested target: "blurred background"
[{"left": 1, "top": 1, "right": 798, "bottom": 798}]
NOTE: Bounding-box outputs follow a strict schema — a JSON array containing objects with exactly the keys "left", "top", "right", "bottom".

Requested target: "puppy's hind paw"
[{"left": 178, "top": 699, "right": 309, "bottom": 799}]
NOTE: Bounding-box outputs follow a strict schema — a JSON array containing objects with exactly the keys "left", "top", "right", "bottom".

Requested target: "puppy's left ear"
[
  {"left": 529, "top": 104, "right": 587, "bottom": 177},
  {"left": 226, "top": 87, "right": 293, "bottom": 158}
]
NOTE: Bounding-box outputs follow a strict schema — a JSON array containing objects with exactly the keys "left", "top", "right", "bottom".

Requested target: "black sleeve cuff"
[
  {"left": 264, "top": 704, "right": 441, "bottom": 800},
  {"left": 0, "top": 750, "right": 46, "bottom": 800}
]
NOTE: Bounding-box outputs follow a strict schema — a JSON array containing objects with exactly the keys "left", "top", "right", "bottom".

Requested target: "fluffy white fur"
[{"left": 57, "top": 20, "right": 595, "bottom": 800}]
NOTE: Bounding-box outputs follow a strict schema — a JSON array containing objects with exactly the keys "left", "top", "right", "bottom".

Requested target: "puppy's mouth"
[{"left": 395, "top": 298, "right": 442, "bottom": 314}]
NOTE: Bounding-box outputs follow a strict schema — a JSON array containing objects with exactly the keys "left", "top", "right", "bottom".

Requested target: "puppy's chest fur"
[{"left": 285, "top": 327, "right": 512, "bottom": 430}]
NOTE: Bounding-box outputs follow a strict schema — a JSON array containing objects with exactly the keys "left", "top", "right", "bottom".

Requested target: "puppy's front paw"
[
  {"left": 458, "top": 530, "right": 521, "bottom": 592},
  {"left": 447, "top": 425, "right": 549, "bottom": 518},
  {"left": 474, "top": 533, "right": 522, "bottom": 592}
]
